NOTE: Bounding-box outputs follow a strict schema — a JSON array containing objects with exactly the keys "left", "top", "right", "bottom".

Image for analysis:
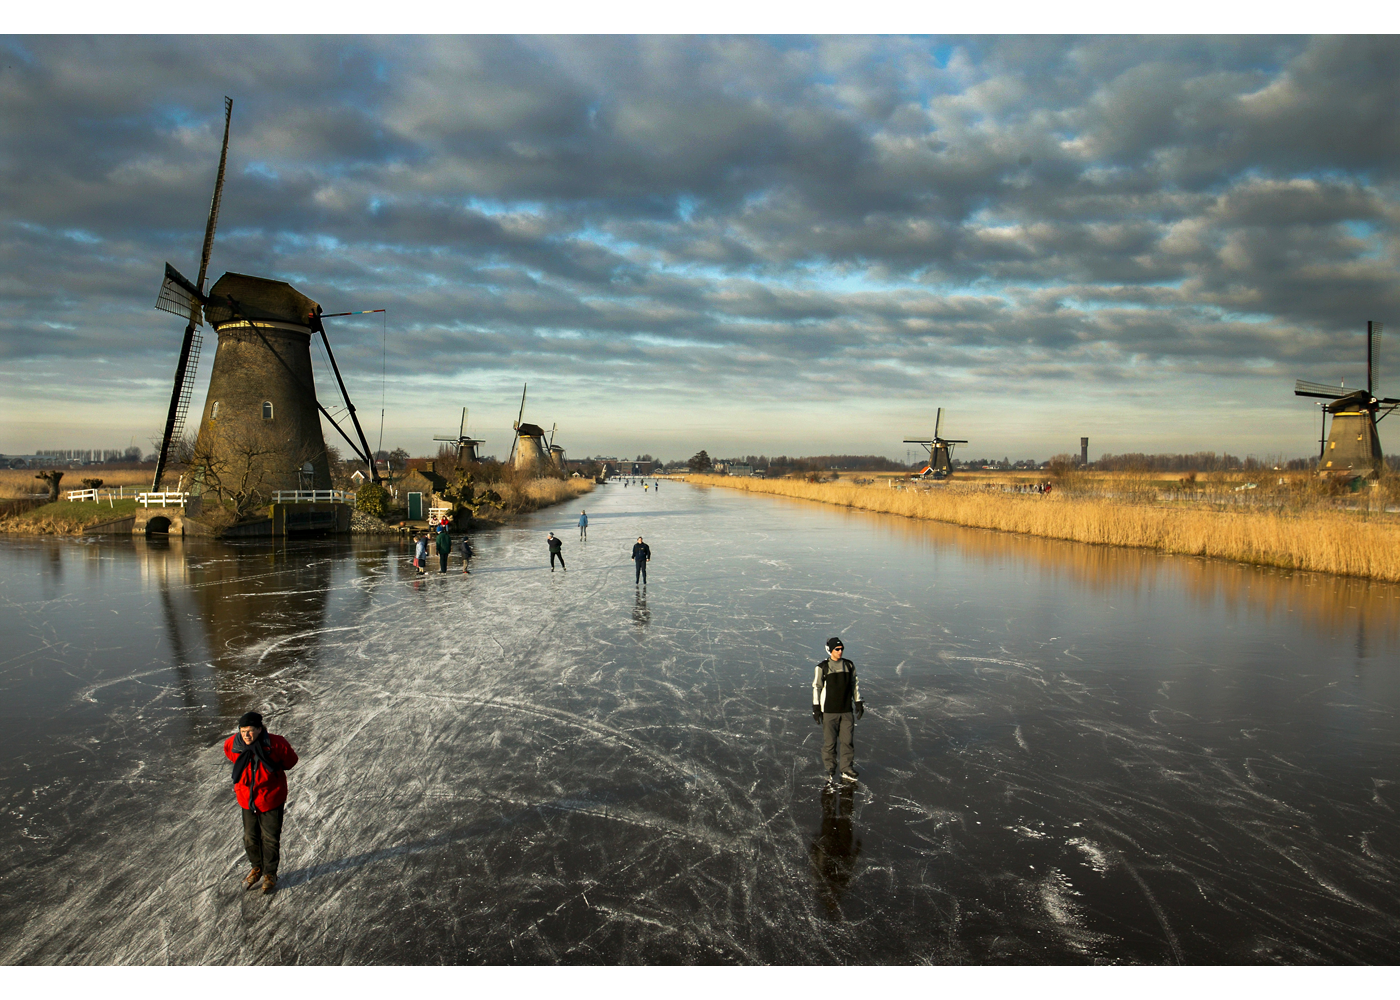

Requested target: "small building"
[
  {"left": 728, "top": 463, "right": 753, "bottom": 477},
  {"left": 397, "top": 460, "right": 449, "bottom": 521},
  {"left": 350, "top": 469, "right": 368, "bottom": 486}
]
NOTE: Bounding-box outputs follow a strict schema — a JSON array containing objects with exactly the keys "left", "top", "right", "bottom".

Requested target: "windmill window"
[
  {"left": 211, "top": 401, "right": 220, "bottom": 419},
  {"left": 262, "top": 401, "right": 274, "bottom": 420}
]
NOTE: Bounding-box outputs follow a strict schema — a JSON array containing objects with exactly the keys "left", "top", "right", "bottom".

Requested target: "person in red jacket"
[{"left": 223, "top": 711, "right": 299, "bottom": 895}]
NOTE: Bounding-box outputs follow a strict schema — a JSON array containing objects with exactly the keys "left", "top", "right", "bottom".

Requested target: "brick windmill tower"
[{"left": 152, "top": 99, "right": 379, "bottom": 498}]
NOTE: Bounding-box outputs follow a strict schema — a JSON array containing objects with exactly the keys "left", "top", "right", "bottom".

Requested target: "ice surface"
[{"left": 2, "top": 484, "right": 1400, "bottom": 963}]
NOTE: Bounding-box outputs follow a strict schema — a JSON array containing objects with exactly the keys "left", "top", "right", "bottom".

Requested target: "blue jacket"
[{"left": 578, "top": 513, "right": 588, "bottom": 527}]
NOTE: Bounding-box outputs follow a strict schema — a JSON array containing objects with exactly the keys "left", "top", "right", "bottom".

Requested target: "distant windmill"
[
  {"left": 1295, "top": 321, "right": 1399, "bottom": 477},
  {"left": 152, "top": 98, "right": 381, "bottom": 493},
  {"left": 506, "top": 383, "right": 549, "bottom": 473},
  {"left": 433, "top": 408, "right": 485, "bottom": 463},
  {"left": 546, "top": 422, "right": 565, "bottom": 469},
  {"left": 903, "top": 407, "right": 968, "bottom": 479}
]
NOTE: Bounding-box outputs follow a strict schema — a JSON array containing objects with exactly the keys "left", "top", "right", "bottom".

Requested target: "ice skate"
[
  {"left": 841, "top": 767, "right": 859, "bottom": 783},
  {"left": 261, "top": 874, "right": 278, "bottom": 895},
  {"left": 242, "top": 867, "right": 262, "bottom": 889}
]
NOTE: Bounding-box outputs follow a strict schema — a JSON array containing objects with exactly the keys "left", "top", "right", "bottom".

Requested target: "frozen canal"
[{"left": 2, "top": 481, "right": 1399, "bottom": 964}]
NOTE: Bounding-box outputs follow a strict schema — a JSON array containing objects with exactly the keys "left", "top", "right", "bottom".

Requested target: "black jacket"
[{"left": 632, "top": 542, "right": 651, "bottom": 561}]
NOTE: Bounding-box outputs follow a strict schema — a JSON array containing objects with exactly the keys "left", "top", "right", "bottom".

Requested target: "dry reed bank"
[
  {"left": 686, "top": 475, "right": 1400, "bottom": 582},
  {"left": 484, "top": 477, "right": 593, "bottom": 520},
  {"left": 0, "top": 466, "right": 154, "bottom": 498}
]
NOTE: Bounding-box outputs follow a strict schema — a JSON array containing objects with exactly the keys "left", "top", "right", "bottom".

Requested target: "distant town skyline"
[{"left": 4, "top": 33, "right": 1399, "bottom": 464}]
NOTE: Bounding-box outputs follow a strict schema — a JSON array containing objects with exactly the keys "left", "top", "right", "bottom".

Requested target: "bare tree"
[
  {"left": 189, "top": 425, "right": 313, "bottom": 521},
  {"left": 34, "top": 470, "right": 63, "bottom": 502}
]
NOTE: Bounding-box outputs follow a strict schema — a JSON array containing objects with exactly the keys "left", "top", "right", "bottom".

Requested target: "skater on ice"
[
  {"left": 547, "top": 531, "right": 566, "bottom": 572},
  {"left": 413, "top": 532, "right": 429, "bottom": 576},
  {"left": 632, "top": 535, "right": 651, "bottom": 584},
  {"left": 812, "top": 637, "right": 864, "bottom": 786},
  {"left": 460, "top": 534, "right": 474, "bottom": 574},
  {"left": 578, "top": 510, "right": 588, "bottom": 540},
  {"left": 435, "top": 523, "right": 452, "bottom": 573},
  {"left": 224, "top": 711, "right": 299, "bottom": 895}
]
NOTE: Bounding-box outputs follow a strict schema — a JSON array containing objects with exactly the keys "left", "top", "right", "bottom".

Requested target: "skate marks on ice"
[{"left": 4, "top": 487, "right": 1400, "bottom": 962}]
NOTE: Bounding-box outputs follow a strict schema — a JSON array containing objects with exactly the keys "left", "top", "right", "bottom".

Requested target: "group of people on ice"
[
  {"left": 544, "top": 518, "right": 651, "bottom": 583},
  {"left": 226, "top": 632, "right": 870, "bottom": 895},
  {"left": 411, "top": 518, "right": 472, "bottom": 575}
]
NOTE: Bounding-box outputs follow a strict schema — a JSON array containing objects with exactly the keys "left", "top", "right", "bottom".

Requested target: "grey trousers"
[
  {"left": 821, "top": 712, "right": 855, "bottom": 774},
  {"left": 242, "top": 805, "right": 285, "bottom": 877}
]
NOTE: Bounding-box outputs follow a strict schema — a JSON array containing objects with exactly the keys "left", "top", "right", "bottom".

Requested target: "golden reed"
[{"left": 687, "top": 475, "right": 1400, "bottom": 582}]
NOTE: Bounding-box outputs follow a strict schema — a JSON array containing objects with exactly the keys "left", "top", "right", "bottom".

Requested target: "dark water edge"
[{"left": 1, "top": 483, "right": 1398, "bottom": 964}]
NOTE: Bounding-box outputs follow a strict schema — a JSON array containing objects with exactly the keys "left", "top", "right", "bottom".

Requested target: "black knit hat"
[
  {"left": 237, "top": 711, "right": 264, "bottom": 729},
  {"left": 825, "top": 637, "right": 843, "bottom": 653}
]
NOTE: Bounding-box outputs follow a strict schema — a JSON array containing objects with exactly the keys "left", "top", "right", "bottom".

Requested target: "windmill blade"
[
  {"left": 1294, "top": 379, "right": 1349, "bottom": 399},
  {"left": 1370, "top": 321, "right": 1385, "bottom": 398},
  {"left": 516, "top": 384, "right": 527, "bottom": 429},
  {"left": 459, "top": 407, "right": 467, "bottom": 439},
  {"left": 154, "top": 263, "right": 205, "bottom": 324},
  {"left": 934, "top": 407, "right": 942, "bottom": 439},
  {"left": 944, "top": 438, "right": 969, "bottom": 444},
  {"left": 548, "top": 422, "right": 557, "bottom": 448},
  {"left": 195, "top": 97, "right": 233, "bottom": 294},
  {"left": 902, "top": 438, "right": 934, "bottom": 444}
]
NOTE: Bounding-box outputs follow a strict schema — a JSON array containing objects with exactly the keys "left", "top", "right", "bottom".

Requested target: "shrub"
[{"left": 356, "top": 482, "right": 389, "bottom": 518}]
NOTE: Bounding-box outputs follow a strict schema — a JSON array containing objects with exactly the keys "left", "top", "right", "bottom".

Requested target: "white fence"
[
  {"left": 137, "top": 492, "right": 189, "bottom": 508},
  {"left": 272, "top": 490, "right": 348, "bottom": 503},
  {"left": 428, "top": 505, "right": 452, "bottom": 523},
  {"left": 65, "top": 485, "right": 146, "bottom": 502}
]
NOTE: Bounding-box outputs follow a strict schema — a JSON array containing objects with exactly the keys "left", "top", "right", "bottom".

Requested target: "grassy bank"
[
  {"left": 687, "top": 475, "right": 1400, "bottom": 582},
  {"left": 0, "top": 479, "right": 594, "bottom": 536},
  {"left": 0, "top": 498, "right": 144, "bottom": 535}
]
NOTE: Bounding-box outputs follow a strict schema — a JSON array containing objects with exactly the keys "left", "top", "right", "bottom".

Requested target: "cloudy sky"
[{"left": 3, "top": 31, "right": 1399, "bottom": 463}]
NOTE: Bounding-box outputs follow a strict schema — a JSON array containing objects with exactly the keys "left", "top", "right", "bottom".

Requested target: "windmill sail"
[
  {"left": 1370, "top": 321, "right": 1385, "bottom": 397},
  {"left": 152, "top": 97, "right": 233, "bottom": 491},
  {"left": 155, "top": 263, "right": 204, "bottom": 325}
]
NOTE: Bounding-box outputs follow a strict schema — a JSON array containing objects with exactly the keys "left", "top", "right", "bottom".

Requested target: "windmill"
[
  {"left": 433, "top": 408, "right": 485, "bottom": 463},
  {"left": 903, "top": 408, "right": 967, "bottom": 479},
  {"left": 546, "top": 422, "right": 566, "bottom": 469},
  {"left": 506, "top": 383, "right": 550, "bottom": 473},
  {"left": 152, "top": 98, "right": 381, "bottom": 497},
  {"left": 1295, "top": 321, "right": 1398, "bottom": 477}
]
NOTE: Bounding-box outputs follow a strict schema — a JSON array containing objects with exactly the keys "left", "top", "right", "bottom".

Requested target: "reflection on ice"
[
  {"left": 2, "top": 482, "right": 1400, "bottom": 963},
  {"left": 810, "top": 785, "right": 861, "bottom": 920}
]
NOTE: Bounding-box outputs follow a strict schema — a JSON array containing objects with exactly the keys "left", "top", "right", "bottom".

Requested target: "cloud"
[{"left": 2, "top": 35, "right": 1398, "bottom": 459}]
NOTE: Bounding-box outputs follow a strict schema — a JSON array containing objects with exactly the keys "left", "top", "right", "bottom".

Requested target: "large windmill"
[
  {"left": 1295, "top": 321, "right": 1399, "bottom": 477},
  {"left": 433, "top": 408, "right": 485, "bottom": 463},
  {"left": 152, "top": 98, "right": 381, "bottom": 495},
  {"left": 903, "top": 408, "right": 967, "bottom": 479},
  {"left": 505, "top": 383, "right": 549, "bottom": 473}
]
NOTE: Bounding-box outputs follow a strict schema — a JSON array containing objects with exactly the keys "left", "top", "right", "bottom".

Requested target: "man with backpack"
[{"left": 812, "top": 637, "right": 864, "bottom": 786}]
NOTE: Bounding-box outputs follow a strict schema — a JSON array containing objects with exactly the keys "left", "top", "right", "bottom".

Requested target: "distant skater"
[
  {"left": 460, "top": 534, "right": 473, "bottom": 574},
  {"left": 632, "top": 535, "right": 651, "bottom": 584},
  {"left": 812, "top": 637, "right": 864, "bottom": 786},
  {"left": 548, "top": 531, "right": 566, "bottom": 572},
  {"left": 436, "top": 523, "right": 452, "bottom": 573},
  {"left": 224, "top": 711, "right": 299, "bottom": 896},
  {"left": 578, "top": 510, "right": 588, "bottom": 540}
]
